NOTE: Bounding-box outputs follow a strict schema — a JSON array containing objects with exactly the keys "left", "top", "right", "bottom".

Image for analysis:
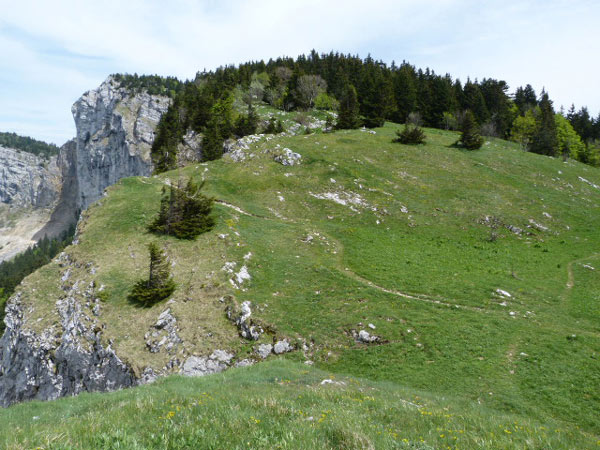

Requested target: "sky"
[{"left": 0, "top": 0, "right": 598, "bottom": 145}]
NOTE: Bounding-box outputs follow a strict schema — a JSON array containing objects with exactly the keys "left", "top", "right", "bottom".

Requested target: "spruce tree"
[
  {"left": 530, "top": 92, "right": 558, "bottom": 156},
  {"left": 149, "top": 179, "right": 215, "bottom": 239},
  {"left": 152, "top": 98, "right": 183, "bottom": 173},
  {"left": 458, "top": 110, "right": 484, "bottom": 150},
  {"left": 394, "top": 124, "right": 426, "bottom": 145},
  {"left": 202, "top": 117, "right": 224, "bottom": 161},
  {"left": 393, "top": 65, "right": 417, "bottom": 124},
  {"left": 128, "top": 242, "right": 176, "bottom": 307},
  {"left": 335, "top": 83, "right": 361, "bottom": 130}
]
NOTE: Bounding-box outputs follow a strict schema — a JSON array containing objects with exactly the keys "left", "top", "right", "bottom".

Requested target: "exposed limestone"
[
  {"left": 181, "top": 350, "right": 234, "bottom": 377},
  {"left": 256, "top": 343, "right": 273, "bottom": 359},
  {"left": 71, "top": 76, "right": 172, "bottom": 209},
  {"left": 273, "top": 147, "right": 302, "bottom": 166},
  {"left": 353, "top": 329, "right": 381, "bottom": 344},
  {"left": 226, "top": 300, "right": 263, "bottom": 341},
  {"left": 0, "top": 290, "right": 135, "bottom": 407},
  {"left": 144, "top": 308, "right": 183, "bottom": 354},
  {"left": 0, "top": 146, "right": 60, "bottom": 208},
  {"left": 273, "top": 339, "right": 293, "bottom": 354}
]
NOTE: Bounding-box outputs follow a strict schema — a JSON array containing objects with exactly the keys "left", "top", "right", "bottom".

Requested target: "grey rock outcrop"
[
  {"left": 273, "top": 148, "right": 301, "bottom": 166},
  {"left": 33, "top": 139, "right": 79, "bottom": 240},
  {"left": 226, "top": 300, "right": 263, "bottom": 340},
  {"left": 145, "top": 308, "right": 183, "bottom": 354},
  {"left": 71, "top": 76, "right": 171, "bottom": 209},
  {"left": 0, "top": 146, "right": 60, "bottom": 208},
  {"left": 273, "top": 339, "right": 294, "bottom": 354},
  {"left": 181, "top": 350, "right": 234, "bottom": 377},
  {"left": 0, "top": 290, "right": 136, "bottom": 407}
]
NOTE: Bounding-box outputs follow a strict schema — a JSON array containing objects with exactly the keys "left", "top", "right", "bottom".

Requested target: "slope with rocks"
[{"left": 1, "top": 123, "right": 600, "bottom": 447}]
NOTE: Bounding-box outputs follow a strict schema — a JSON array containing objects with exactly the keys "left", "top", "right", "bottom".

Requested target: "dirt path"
[
  {"left": 317, "top": 230, "right": 493, "bottom": 314},
  {"left": 565, "top": 253, "right": 600, "bottom": 290}
]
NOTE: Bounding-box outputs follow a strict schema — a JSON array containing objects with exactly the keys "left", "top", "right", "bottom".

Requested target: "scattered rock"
[
  {"left": 528, "top": 219, "right": 549, "bottom": 232},
  {"left": 578, "top": 176, "right": 600, "bottom": 190},
  {"left": 181, "top": 350, "right": 234, "bottom": 377},
  {"left": 235, "top": 359, "right": 254, "bottom": 368},
  {"left": 230, "top": 265, "right": 251, "bottom": 289},
  {"left": 355, "top": 329, "right": 381, "bottom": 344},
  {"left": 273, "top": 340, "right": 294, "bottom": 354},
  {"left": 226, "top": 300, "right": 263, "bottom": 341},
  {"left": 273, "top": 148, "right": 302, "bottom": 166},
  {"left": 256, "top": 344, "right": 273, "bottom": 359},
  {"left": 320, "top": 379, "right": 346, "bottom": 386},
  {"left": 145, "top": 309, "right": 182, "bottom": 354},
  {"left": 495, "top": 289, "right": 512, "bottom": 298}
]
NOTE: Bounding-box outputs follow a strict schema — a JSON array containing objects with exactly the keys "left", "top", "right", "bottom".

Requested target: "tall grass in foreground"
[{"left": 0, "top": 360, "right": 595, "bottom": 449}]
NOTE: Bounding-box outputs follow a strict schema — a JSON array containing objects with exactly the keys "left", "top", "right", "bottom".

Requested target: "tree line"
[
  {"left": 115, "top": 51, "right": 599, "bottom": 170},
  {"left": 0, "top": 132, "right": 60, "bottom": 159}
]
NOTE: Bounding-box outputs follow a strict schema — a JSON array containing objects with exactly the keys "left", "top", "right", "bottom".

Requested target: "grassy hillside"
[
  {"left": 1, "top": 360, "right": 596, "bottom": 449},
  {"left": 8, "top": 124, "right": 600, "bottom": 448}
]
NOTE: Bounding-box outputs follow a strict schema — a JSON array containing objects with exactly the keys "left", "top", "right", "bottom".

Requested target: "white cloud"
[{"left": 0, "top": 0, "right": 598, "bottom": 143}]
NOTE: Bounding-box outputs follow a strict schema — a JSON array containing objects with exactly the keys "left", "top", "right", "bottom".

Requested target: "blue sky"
[{"left": 0, "top": 0, "right": 598, "bottom": 145}]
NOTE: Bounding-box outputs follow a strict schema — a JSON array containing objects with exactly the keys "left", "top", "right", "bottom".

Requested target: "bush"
[
  {"left": 393, "top": 124, "right": 426, "bottom": 145},
  {"left": 128, "top": 243, "right": 176, "bottom": 307}
]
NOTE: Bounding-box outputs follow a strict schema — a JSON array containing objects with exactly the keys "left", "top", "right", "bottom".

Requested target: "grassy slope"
[
  {"left": 4, "top": 124, "right": 600, "bottom": 448},
  {"left": 1, "top": 360, "right": 595, "bottom": 450}
]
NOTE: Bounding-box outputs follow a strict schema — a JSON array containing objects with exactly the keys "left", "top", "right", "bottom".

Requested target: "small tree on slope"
[
  {"left": 458, "top": 110, "right": 484, "bottom": 150},
  {"left": 128, "top": 242, "right": 176, "bottom": 307},
  {"left": 149, "top": 178, "right": 214, "bottom": 240}
]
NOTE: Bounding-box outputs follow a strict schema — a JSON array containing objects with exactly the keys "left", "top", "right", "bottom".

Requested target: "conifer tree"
[
  {"left": 128, "top": 242, "right": 176, "bottom": 307},
  {"left": 202, "top": 117, "right": 224, "bottom": 161},
  {"left": 392, "top": 65, "right": 417, "bottom": 124},
  {"left": 152, "top": 98, "right": 183, "bottom": 173},
  {"left": 234, "top": 104, "right": 259, "bottom": 137},
  {"left": 530, "top": 92, "right": 558, "bottom": 156},
  {"left": 458, "top": 110, "right": 484, "bottom": 150},
  {"left": 149, "top": 178, "right": 215, "bottom": 239},
  {"left": 335, "top": 83, "right": 361, "bottom": 130},
  {"left": 463, "top": 80, "right": 489, "bottom": 124}
]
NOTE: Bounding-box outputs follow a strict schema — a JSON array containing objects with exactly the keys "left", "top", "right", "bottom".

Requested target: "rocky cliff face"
[
  {"left": 0, "top": 147, "right": 61, "bottom": 261},
  {"left": 0, "top": 147, "right": 60, "bottom": 208},
  {"left": 0, "top": 254, "right": 136, "bottom": 406},
  {"left": 71, "top": 76, "right": 171, "bottom": 209}
]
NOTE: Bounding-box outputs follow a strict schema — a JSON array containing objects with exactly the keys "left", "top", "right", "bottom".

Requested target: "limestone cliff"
[
  {"left": 70, "top": 76, "right": 171, "bottom": 210},
  {"left": 0, "top": 146, "right": 60, "bottom": 208},
  {"left": 0, "top": 147, "right": 61, "bottom": 262}
]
